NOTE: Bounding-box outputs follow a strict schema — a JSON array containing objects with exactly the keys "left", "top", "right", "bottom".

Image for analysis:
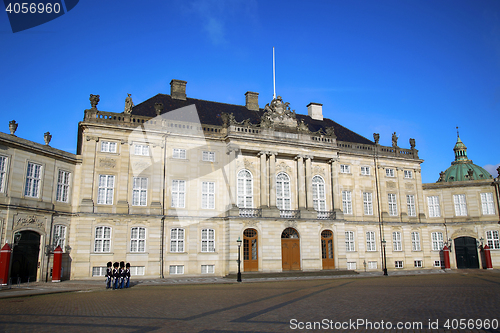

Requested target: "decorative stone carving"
[
  {"left": 276, "top": 162, "right": 292, "bottom": 173},
  {"left": 89, "top": 94, "right": 100, "bottom": 109},
  {"left": 313, "top": 166, "right": 325, "bottom": 176},
  {"left": 226, "top": 144, "right": 240, "bottom": 155},
  {"left": 467, "top": 169, "right": 474, "bottom": 179},
  {"left": 244, "top": 221, "right": 258, "bottom": 228},
  {"left": 86, "top": 136, "right": 99, "bottom": 142},
  {"left": 405, "top": 183, "right": 414, "bottom": 190},
  {"left": 221, "top": 112, "right": 236, "bottom": 128},
  {"left": 99, "top": 158, "right": 116, "bottom": 169},
  {"left": 438, "top": 171, "right": 445, "bottom": 182},
  {"left": 9, "top": 120, "right": 18, "bottom": 135},
  {"left": 124, "top": 94, "right": 134, "bottom": 114},
  {"left": 297, "top": 119, "right": 309, "bottom": 133},
  {"left": 261, "top": 96, "right": 297, "bottom": 128},
  {"left": 284, "top": 220, "right": 298, "bottom": 229},
  {"left": 386, "top": 181, "right": 397, "bottom": 189},
  {"left": 409, "top": 138, "right": 416, "bottom": 149},
  {"left": 392, "top": 132, "right": 398, "bottom": 148},
  {"left": 154, "top": 102, "right": 163, "bottom": 116},
  {"left": 15, "top": 215, "right": 44, "bottom": 229},
  {"left": 373, "top": 133, "right": 380, "bottom": 145},
  {"left": 44, "top": 132, "right": 52, "bottom": 145},
  {"left": 325, "top": 127, "right": 336, "bottom": 138}
]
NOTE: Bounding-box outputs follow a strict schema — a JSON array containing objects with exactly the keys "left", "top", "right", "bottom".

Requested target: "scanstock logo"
[{"left": 3, "top": 0, "right": 79, "bottom": 33}]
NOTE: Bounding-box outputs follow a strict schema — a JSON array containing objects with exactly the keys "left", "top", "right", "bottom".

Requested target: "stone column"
[
  {"left": 305, "top": 155, "right": 313, "bottom": 209},
  {"left": 329, "top": 157, "right": 343, "bottom": 218},
  {"left": 227, "top": 145, "right": 239, "bottom": 206},
  {"left": 258, "top": 151, "right": 268, "bottom": 207},
  {"left": 269, "top": 152, "right": 277, "bottom": 208},
  {"left": 116, "top": 140, "right": 130, "bottom": 214},
  {"left": 295, "top": 155, "right": 306, "bottom": 209}
]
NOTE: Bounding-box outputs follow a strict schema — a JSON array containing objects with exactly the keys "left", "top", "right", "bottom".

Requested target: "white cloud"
[{"left": 483, "top": 163, "right": 500, "bottom": 178}]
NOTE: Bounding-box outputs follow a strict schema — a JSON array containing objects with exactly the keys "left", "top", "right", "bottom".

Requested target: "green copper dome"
[{"left": 437, "top": 136, "right": 493, "bottom": 182}]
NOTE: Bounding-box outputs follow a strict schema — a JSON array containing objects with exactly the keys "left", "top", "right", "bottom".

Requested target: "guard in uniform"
[
  {"left": 125, "top": 263, "right": 131, "bottom": 288},
  {"left": 112, "top": 262, "right": 120, "bottom": 290},
  {"left": 105, "top": 261, "right": 113, "bottom": 289},
  {"left": 119, "top": 261, "right": 125, "bottom": 289}
]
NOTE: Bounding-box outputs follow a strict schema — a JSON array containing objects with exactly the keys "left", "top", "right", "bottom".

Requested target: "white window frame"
[
  {"left": 25, "top": 162, "right": 42, "bottom": 198},
  {"left": 101, "top": 141, "right": 117, "bottom": 153},
  {"left": 363, "top": 192, "right": 373, "bottom": 215},
  {"left": 385, "top": 168, "right": 395, "bottom": 177},
  {"left": 404, "top": 170, "right": 413, "bottom": 179},
  {"left": 340, "top": 164, "right": 351, "bottom": 174},
  {"left": 276, "top": 172, "right": 291, "bottom": 210},
  {"left": 406, "top": 194, "right": 416, "bottom": 217},
  {"left": 346, "top": 262, "right": 357, "bottom": 270},
  {"left": 130, "top": 266, "right": 145, "bottom": 276},
  {"left": 56, "top": 170, "right": 70, "bottom": 203},
  {"left": 169, "top": 265, "right": 184, "bottom": 275},
  {"left": 201, "top": 264, "right": 215, "bottom": 274},
  {"left": 134, "top": 144, "right": 149, "bottom": 156},
  {"left": 201, "top": 181, "right": 215, "bottom": 209},
  {"left": 411, "top": 231, "right": 421, "bottom": 251},
  {"left": 366, "top": 231, "right": 376, "bottom": 251},
  {"left": 481, "top": 193, "right": 495, "bottom": 215},
  {"left": 414, "top": 260, "right": 423, "bottom": 268},
  {"left": 393, "top": 231, "right": 402, "bottom": 251},
  {"left": 53, "top": 225, "right": 66, "bottom": 250},
  {"left": 97, "top": 175, "right": 114, "bottom": 205},
  {"left": 486, "top": 230, "right": 500, "bottom": 249},
  {"left": 312, "top": 175, "right": 326, "bottom": 211},
  {"left": 342, "top": 190, "right": 352, "bottom": 214},
  {"left": 427, "top": 196, "right": 441, "bottom": 218},
  {"left": 345, "top": 231, "right": 355, "bottom": 252},
  {"left": 360, "top": 166, "right": 370, "bottom": 176},
  {"left": 92, "top": 267, "right": 106, "bottom": 277},
  {"left": 170, "top": 228, "right": 185, "bottom": 252},
  {"left": 453, "top": 194, "right": 467, "bottom": 216},
  {"left": 202, "top": 151, "right": 215, "bottom": 162},
  {"left": 434, "top": 260, "right": 444, "bottom": 268},
  {"left": 395, "top": 261, "right": 404, "bottom": 268},
  {"left": 173, "top": 148, "right": 186, "bottom": 159},
  {"left": 388, "top": 193, "right": 398, "bottom": 216},
  {"left": 431, "top": 232, "right": 444, "bottom": 251},
  {"left": 132, "top": 177, "right": 148, "bottom": 206},
  {"left": 367, "top": 261, "right": 377, "bottom": 269},
  {"left": 171, "top": 180, "right": 186, "bottom": 208},
  {"left": 237, "top": 170, "right": 253, "bottom": 208},
  {"left": 201, "top": 228, "right": 215, "bottom": 252},
  {"left": 130, "top": 227, "right": 146, "bottom": 252},
  {"left": 0, "top": 155, "right": 7, "bottom": 193},
  {"left": 94, "top": 226, "right": 111, "bottom": 253}
]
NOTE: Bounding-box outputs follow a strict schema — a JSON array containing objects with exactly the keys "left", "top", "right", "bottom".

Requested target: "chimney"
[
  {"left": 245, "top": 91, "right": 259, "bottom": 111},
  {"left": 307, "top": 103, "right": 323, "bottom": 121},
  {"left": 170, "top": 79, "right": 187, "bottom": 100}
]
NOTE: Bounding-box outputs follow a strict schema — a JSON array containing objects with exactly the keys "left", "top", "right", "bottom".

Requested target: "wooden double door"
[
  {"left": 282, "top": 228, "right": 301, "bottom": 271},
  {"left": 454, "top": 236, "right": 479, "bottom": 269},
  {"left": 243, "top": 229, "right": 258, "bottom": 272},
  {"left": 321, "top": 230, "right": 335, "bottom": 269}
]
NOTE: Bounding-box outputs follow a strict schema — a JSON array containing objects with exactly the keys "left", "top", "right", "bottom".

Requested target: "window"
[
  {"left": 347, "top": 262, "right": 357, "bottom": 270},
  {"left": 434, "top": 260, "right": 444, "bottom": 268},
  {"left": 132, "top": 177, "right": 148, "bottom": 206},
  {"left": 414, "top": 260, "right": 423, "bottom": 268},
  {"left": 94, "top": 226, "right": 111, "bottom": 252},
  {"left": 345, "top": 231, "right": 355, "bottom": 252},
  {"left": 171, "top": 180, "right": 186, "bottom": 208},
  {"left": 404, "top": 170, "right": 413, "bottom": 179},
  {"left": 312, "top": 176, "right": 326, "bottom": 211},
  {"left": 134, "top": 144, "right": 149, "bottom": 156},
  {"left": 395, "top": 261, "right": 404, "bottom": 268},
  {"left": 342, "top": 190, "right": 352, "bottom": 214},
  {"left": 453, "top": 194, "right": 467, "bottom": 216},
  {"left": 340, "top": 164, "right": 351, "bottom": 173},
  {"left": 367, "top": 261, "right": 377, "bottom": 269},
  {"left": 56, "top": 170, "right": 70, "bottom": 203},
  {"left": 0, "top": 155, "right": 7, "bottom": 193},
  {"left": 202, "top": 151, "right": 215, "bottom": 162},
  {"left": 101, "top": 141, "right": 117, "bottom": 153},
  {"left": 385, "top": 168, "right": 395, "bottom": 177},
  {"left": 427, "top": 196, "right": 441, "bottom": 217},
  {"left": 481, "top": 193, "right": 495, "bottom": 215},
  {"left": 201, "top": 228, "right": 215, "bottom": 252},
  {"left": 366, "top": 231, "right": 376, "bottom": 251},
  {"left": 276, "top": 172, "right": 291, "bottom": 210},
  {"left": 201, "top": 265, "right": 215, "bottom": 274},
  {"left": 237, "top": 170, "right": 253, "bottom": 208},
  {"left": 201, "top": 181, "right": 215, "bottom": 209},
  {"left": 406, "top": 195, "right": 416, "bottom": 217},
  {"left": 170, "top": 228, "right": 185, "bottom": 252},
  {"left": 97, "top": 175, "right": 114, "bottom": 205},
  {"left": 363, "top": 192, "right": 373, "bottom": 215},
  {"left": 130, "top": 266, "right": 145, "bottom": 275},
  {"left": 92, "top": 267, "right": 106, "bottom": 276},
  {"left": 173, "top": 148, "right": 186, "bottom": 159},
  {"left": 169, "top": 265, "right": 184, "bottom": 274},
  {"left": 130, "top": 227, "right": 146, "bottom": 252},
  {"left": 388, "top": 193, "right": 397, "bottom": 216},
  {"left": 411, "top": 232, "right": 421, "bottom": 251},
  {"left": 53, "top": 225, "right": 66, "bottom": 250},
  {"left": 486, "top": 230, "right": 499, "bottom": 249},
  {"left": 393, "top": 231, "right": 402, "bottom": 251},
  {"left": 25, "top": 162, "right": 42, "bottom": 198},
  {"left": 431, "top": 232, "right": 444, "bottom": 251},
  {"left": 360, "top": 166, "right": 370, "bottom": 176}
]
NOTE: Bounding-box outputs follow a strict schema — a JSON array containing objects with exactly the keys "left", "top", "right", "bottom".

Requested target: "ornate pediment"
[{"left": 261, "top": 96, "right": 297, "bottom": 128}]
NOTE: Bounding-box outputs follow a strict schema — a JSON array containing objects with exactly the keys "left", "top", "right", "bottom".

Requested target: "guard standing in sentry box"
[
  {"left": 105, "top": 262, "right": 113, "bottom": 289},
  {"left": 124, "top": 263, "right": 131, "bottom": 288},
  {"left": 112, "top": 262, "right": 120, "bottom": 290},
  {"left": 119, "top": 261, "right": 125, "bottom": 289}
]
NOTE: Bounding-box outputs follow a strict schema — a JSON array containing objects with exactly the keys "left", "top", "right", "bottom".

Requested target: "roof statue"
[
  {"left": 154, "top": 102, "right": 163, "bottom": 116},
  {"left": 392, "top": 132, "right": 398, "bottom": 148},
  {"left": 262, "top": 96, "right": 297, "bottom": 128},
  {"left": 373, "top": 133, "right": 380, "bottom": 145},
  {"left": 44, "top": 132, "right": 52, "bottom": 145},
  {"left": 89, "top": 94, "right": 100, "bottom": 109},
  {"left": 409, "top": 138, "right": 416, "bottom": 150},
  {"left": 9, "top": 120, "right": 18, "bottom": 135},
  {"left": 124, "top": 94, "right": 134, "bottom": 114}
]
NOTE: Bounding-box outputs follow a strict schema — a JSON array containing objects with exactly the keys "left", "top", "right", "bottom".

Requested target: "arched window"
[
  {"left": 276, "top": 172, "right": 291, "bottom": 210},
  {"left": 312, "top": 175, "right": 326, "bottom": 211},
  {"left": 237, "top": 169, "right": 253, "bottom": 208}
]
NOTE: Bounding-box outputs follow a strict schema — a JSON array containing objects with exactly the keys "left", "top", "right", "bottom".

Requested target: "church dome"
[{"left": 437, "top": 135, "right": 493, "bottom": 182}]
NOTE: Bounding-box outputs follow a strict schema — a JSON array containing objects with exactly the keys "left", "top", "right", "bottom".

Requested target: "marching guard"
[
  {"left": 105, "top": 261, "right": 113, "bottom": 289},
  {"left": 119, "top": 261, "right": 125, "bottom": 289},
  {"left": 124, "top": 263, "right": 131, "bottom": 288},
  {"left": 112, "top": 262, "right": 120, "bottom": 290}
]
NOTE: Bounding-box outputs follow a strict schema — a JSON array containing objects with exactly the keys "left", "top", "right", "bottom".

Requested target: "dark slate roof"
[{"left": 132, "top": 94, "right": 374, "bottom": 145}]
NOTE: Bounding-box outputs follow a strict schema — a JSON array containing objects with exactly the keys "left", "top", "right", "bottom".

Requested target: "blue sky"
[{"left": 1, "top": 0, "right": 499, "bottom": 183}]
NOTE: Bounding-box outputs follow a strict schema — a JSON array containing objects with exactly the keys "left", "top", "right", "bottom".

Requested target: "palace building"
[{"left": 0, "top": 79, "right": 498, "bottom": 282}]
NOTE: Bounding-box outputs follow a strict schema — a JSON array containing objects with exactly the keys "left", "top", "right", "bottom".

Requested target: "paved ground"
[{"left": 0, "top": 270, "right": 499, "bottom": 332}]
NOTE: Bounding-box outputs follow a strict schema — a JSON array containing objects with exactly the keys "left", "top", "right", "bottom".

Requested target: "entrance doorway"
[
  {"left": 454, "top": 236, "right": 479, "bottom": 269},
  {"left": 243, "top": 228, "right": 258, "bottom": 272},
  {"left": 281, "top": 227, "right": 300, "bottom": 271},
  {"left": 321, "top": 230, "right": 335, "bottom": 269},
  {"left": 11, "top": 231, "right": 41, "bottom": 283}
]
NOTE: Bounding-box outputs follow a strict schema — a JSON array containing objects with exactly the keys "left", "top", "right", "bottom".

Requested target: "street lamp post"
[
  {"left": 382, "top": 239, "right": 388, "bottom": 276},
  {"left": 237, "top": 237, "right": 242, "bottom": 282}
]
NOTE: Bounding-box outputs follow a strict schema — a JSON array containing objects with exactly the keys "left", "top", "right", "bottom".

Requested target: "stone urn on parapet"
[
  {"left": 9, "top": 120, "right": 18, "bottom": 135},
  {"left": 44, "top": 132, "right": 52, "bottom": 145}
]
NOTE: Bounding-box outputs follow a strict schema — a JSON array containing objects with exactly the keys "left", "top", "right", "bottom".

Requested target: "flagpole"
[{"left": 273, "top": 47, "right": 276, "bottom": 100}]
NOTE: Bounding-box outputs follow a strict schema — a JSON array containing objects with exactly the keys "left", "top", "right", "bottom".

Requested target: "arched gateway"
[
  {"left": 281, "top": 227, "right": 300, "bottom": 271},
  {"left": 11, "top": 231, "right": 41, "bottom": 283},
  {"left": 454, "top": 236, "right": 479, "bottom": 268}
]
